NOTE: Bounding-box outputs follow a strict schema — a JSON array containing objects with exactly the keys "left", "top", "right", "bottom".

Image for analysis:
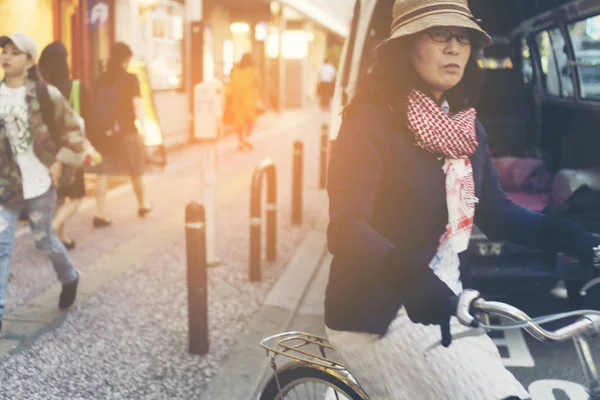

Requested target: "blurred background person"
[
  {"left": 90, "top": 42, "right": 152, "bottom": 228},
  {"left": 39, "top": 41, "right": 92, "bottom": 250},
  {"left": 227, "top": 53, "right": 259, "bottom": 151},
  {"left": 317, "top": 57, "right": 337, "bottom": 116}
]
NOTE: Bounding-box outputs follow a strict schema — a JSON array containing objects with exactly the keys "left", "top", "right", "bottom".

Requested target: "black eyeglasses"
[{"left": 424, "top": 29, "right": 473, "bottom": 45}]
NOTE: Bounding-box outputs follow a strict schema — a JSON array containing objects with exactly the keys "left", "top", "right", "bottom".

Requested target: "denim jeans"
[{"left": 0, "top": 187, "right": 78, "bottom": 321}]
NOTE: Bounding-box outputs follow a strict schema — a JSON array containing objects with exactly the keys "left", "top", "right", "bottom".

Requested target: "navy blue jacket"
[{"left": 325, "top": 103, "right": 600, "bottom": 335}]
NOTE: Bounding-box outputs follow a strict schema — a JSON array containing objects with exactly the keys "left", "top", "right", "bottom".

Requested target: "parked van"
[{"left": 329, "top": 0, "right": 600, "bottom": 304}]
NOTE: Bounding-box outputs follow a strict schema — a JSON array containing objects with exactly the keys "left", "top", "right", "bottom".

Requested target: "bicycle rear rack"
[{"left": 260, "top": 331, "right": 346, "bottom": 370}]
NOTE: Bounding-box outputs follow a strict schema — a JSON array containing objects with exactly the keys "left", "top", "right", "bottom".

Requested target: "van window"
[
  {"left": 478, "top": 39, "right": 513, "bottom": 70},
  {"left": 568, "top": 15, "right": 600, "bottom": 100},
  {"left": 520, "top": 37, "right": 534, "bottom": 85},
  {"left": 535, "top": 28, "right": 574, "bottom": 97}
]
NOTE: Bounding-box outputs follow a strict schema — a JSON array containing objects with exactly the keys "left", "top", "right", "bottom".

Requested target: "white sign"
[
  {"left": 193, "top": 81, "right": 221, "bottom": 140},
  {"left": 90, "top": 2, "right": 109, "bottom": 25}
]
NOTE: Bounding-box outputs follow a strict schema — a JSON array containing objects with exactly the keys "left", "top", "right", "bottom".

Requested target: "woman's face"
[
  {"left": 410, "top": 26, "right": 472, "bottom": 101},
  {"left": 0, "top": 42, "right": 33, "bottom": 78}
]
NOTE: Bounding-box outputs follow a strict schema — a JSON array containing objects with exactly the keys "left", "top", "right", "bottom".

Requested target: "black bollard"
[
  {"left": 185, "top": 202, "right": 208, "bottom": 355},
  {"left": 249, "top": 159, "right": 277, "bottom": 281},
  {"left": 249, "top": 166, "right": 263, "bottom": 282},
  {"left": 291, "top": 141, "right": 303, "bottom": 225},
  {"left": 265, "top": 164, "right": 277, "bottom": 262},
  {"left": 319, "top": 124, "right": 328, "bottom": 189}
]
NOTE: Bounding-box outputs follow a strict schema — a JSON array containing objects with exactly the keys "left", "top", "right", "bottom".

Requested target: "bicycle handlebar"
[{"left": 456, "top": 286, "right": 600, "bottom": 343}]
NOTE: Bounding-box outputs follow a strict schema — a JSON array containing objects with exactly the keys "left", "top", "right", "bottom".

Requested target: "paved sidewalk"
[{"left": 0, "top": 106, "right": 330, "bottom": 399}]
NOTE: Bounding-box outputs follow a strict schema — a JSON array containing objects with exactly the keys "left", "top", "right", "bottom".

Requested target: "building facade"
[{"left": 1, "top": 0, "right": 353, "bottom": 145}]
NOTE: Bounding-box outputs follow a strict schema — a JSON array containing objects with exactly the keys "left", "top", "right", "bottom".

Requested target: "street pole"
[
  {"left": 199, "top": 140, "right": 219, "bottom": 265},
  {"left": 194, "top": 81, "right": 220, "bottom": 266}
]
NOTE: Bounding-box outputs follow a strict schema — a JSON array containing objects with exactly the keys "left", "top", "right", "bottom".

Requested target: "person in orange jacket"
[{"left": 227, "top": 53, "right": 260, "bottom": 151}]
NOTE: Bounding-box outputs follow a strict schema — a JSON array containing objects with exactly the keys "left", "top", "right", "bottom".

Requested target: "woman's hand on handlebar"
[{"left": 401, "top": 269, "right": 458, "bottom": 348}]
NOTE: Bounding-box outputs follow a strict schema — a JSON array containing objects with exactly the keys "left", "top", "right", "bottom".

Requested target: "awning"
[{"left": 277, "top": 0, "right": 354, "bottom": 37}]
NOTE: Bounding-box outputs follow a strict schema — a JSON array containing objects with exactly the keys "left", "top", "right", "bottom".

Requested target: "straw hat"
[{"left": 383, "top": 0, "right": 492, "bottom": 47}]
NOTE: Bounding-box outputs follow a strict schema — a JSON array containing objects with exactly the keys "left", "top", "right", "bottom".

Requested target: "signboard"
[
  {"left": 193, "top": 80, "right": 222, "bottom": 140},
  {"left": 127, "top": 61, "right": 167, "bottom": 167}
]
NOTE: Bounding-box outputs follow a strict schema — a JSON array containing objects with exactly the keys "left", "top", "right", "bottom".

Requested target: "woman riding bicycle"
[{"left": 325, "top": 0, "right": 600, "bottom": 399}]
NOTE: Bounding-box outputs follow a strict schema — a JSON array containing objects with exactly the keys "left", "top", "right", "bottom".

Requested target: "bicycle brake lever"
[{"left": 456, "top": 289, "right": 482, "bottom": 328}]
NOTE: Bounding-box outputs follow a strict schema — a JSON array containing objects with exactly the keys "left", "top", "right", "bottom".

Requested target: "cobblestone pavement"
[{"left": 0, "top": 106, "right": 329, "bottom": 400}]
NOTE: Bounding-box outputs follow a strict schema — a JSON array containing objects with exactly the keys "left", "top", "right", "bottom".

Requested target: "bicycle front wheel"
[{"left": 259, "top": 364, "right": 366, "bottom": 400}]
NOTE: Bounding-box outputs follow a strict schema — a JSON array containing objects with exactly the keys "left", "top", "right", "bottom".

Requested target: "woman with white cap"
[{"left": 325, "top": 0, "right": 600, "bottom": 399}]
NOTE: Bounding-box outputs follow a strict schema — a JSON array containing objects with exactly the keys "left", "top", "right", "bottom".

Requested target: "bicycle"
[{"left": 258, "top": 277, "right": 600, "bottom": 400}]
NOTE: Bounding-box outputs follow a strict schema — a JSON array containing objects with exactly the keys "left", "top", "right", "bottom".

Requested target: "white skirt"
[{"left": 326, "top": 308, "right": 531, "bottom": 400}]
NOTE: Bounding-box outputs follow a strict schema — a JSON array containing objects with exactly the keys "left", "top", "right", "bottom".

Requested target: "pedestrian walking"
[
  {"left": 39, "top": 41, "right": 93, "bottom": 250},
  {"left": 323, "top": 1, "right": 600, "bottom": 399},
  {"left": 227, "top": 53, "right": 260, "bottom": 151},
  {"left": 0, "top": 33, "right": 87, "bottom": 331},
  {"left": 316, "top": 57, "right": 336, "bottom": 111},
  {"left": 90, "top": 42, "right": 152, "bottom": 227}
]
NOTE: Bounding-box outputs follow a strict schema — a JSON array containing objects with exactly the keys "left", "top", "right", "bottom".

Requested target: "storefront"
[
  {"left": 113, "top": 0, "right": 188, "bottom": 145},
  {"left": 0, "top": 0, "right": 55, "bottom": 53},
  {"left": 265, "top": 0, "right": 350, "bottom": 109},
  {"left": 0, "top": 0, "right": 110, "bottom": 87}
]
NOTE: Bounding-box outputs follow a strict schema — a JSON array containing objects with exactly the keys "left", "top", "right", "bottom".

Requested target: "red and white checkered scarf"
[{"left": 407, "top": 90, "right": 479, "bottom": 252}]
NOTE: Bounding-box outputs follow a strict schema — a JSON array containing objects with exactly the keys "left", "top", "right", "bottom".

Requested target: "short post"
[
  {"left": 249, "top": 159, "right": 277, "bottom": 281},
  {"left": 186, "top": 202, "right": 208, "bottom": 355},
  {"left": 291, "top": 141, "right": 303, "bottom": 225},
  {"left": 266, "top": 164, "right": 277, "bottom": 262},
  {"left": 319, "top": 123, "right": 328, "bottom": 189}
]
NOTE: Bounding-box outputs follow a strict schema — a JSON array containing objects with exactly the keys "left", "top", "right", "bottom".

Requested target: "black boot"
[{"left": 59, "top": 273, "right": 79, "bottom": 310}]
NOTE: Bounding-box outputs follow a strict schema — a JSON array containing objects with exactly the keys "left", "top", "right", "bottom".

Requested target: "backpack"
[
  {"left": 35, "top": 81, "right": 60, "bottom": 145},
  {"left": 92, "top": 77, "right": 121, "bottom": 133}
]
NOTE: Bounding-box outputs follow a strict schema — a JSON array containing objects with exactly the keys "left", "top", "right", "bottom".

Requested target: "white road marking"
[
  {"left": 491, "top": 317, "right": 536, "bottom": 367},
  {"left": 529, "top": 379, "right": 589, "bottom": 400}
]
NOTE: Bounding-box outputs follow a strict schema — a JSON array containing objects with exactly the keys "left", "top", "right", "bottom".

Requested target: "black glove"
[
  {"left": 401, "top": 268, "right": 458, "bottom": 348},
  {"left": 380, "top": 248, "right": 459, "bottom": 347}
]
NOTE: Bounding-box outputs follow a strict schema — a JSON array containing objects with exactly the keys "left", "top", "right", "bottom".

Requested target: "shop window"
[
  {"left": 568, "top": 15, "right": 600, "bottom": 100},
  {"left": 535, "top": 28, "right": 574, "bottom": 97},
  {"left": 148, "top": 0, "right": 184, "bottom": 90}
]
